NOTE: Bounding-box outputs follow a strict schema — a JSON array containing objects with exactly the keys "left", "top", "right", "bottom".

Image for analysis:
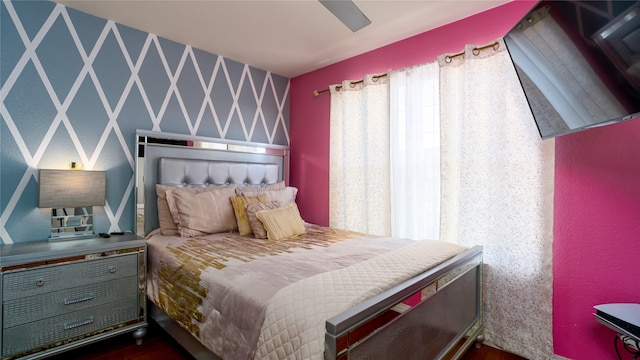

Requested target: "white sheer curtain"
[
  {"left": 389, "top": 62, "right": 440, "bottom": 240},
  {"left": 329, "top": 74, "right": 390, "bottom": 236},
  {"left": 439, "top": 40, "right": 555, "bottom": 359}
]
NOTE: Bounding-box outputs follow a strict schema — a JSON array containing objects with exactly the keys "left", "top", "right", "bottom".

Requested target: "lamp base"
[{"left": 48, "top": 232, "right": 97, "bottom": 242}]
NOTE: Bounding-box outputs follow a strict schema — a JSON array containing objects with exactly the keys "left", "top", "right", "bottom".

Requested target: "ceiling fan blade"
[{"left": 319, "top": 0, "right": 371, "bottom": 32}]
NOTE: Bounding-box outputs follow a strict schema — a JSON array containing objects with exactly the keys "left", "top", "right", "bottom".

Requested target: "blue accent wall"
[{"left": 0, "top": 0, "right": 290, "bottom": 244}]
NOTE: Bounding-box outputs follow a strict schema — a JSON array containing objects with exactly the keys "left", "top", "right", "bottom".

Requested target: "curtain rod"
[
  {"left": 444, "top": 41, "right": 500, "bottom": 63},
  {"left": 313, "top": 73, "right": 387, "bottom": 97},
  {"left": 313, "top": 40, "right": 499, "bottom": 96}
]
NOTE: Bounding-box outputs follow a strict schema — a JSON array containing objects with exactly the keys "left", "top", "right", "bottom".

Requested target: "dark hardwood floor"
[
  {"left": 48, "top": 322, "right": 193, "bottom": 360},
  {"left": 49, "top": 321, "right": 526, "bottom": 360},
  {"left": 461, "top": 345, "right": 527, "bottom": 360}
]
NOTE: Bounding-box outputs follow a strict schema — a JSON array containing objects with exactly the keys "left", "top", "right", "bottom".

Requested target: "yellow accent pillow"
[
  {"left": 230, "top": 194, "right": 270, "bottom": 235},
  {"left": 255, "top": 203, "right": 306, "bottom": 241}
]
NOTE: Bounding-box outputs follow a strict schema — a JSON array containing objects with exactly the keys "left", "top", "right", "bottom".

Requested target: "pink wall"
[
  {"left": 290, "top": 1, "right": 640, "bottom": 359},
  {"left": 554, "top": 119, "right": 640, "bottom": 359}
]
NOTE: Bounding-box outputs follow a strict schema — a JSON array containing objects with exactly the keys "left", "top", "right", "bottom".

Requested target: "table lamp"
[{"left": 38, "top": 169, "right": 106, "bottom": 241}]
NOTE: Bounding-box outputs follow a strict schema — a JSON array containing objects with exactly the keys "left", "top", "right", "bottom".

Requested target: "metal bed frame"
[{"left": 135, "top": 130, "right": 484, "bottom": 360}]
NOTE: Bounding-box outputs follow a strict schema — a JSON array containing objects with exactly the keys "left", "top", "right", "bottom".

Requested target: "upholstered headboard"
[
  {"left": 157, "top": 158, "right": 280, "bottom": 187},
  {"left": 136, "top": 130, "right": 289, "bottom": 236}
]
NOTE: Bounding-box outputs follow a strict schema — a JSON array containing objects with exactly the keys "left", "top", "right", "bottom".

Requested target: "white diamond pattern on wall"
[{"left": 0, "top": 1, "right": 290, "bottom": 244}]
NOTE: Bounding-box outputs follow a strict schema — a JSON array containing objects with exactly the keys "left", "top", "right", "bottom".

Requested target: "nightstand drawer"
[
  {"left": 2, "top": 253, "right": 137, "bottom": 301},
  {"left": 3, "top": 276, "right": 138, "bottom": 328},
  {"left": 1, "top": 297, "right": 139, "bottom": 357}
]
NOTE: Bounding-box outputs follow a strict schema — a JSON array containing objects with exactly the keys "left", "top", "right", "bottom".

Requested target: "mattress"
[{"left": 146, "top": 223, "right": 466, "bottom": 359}]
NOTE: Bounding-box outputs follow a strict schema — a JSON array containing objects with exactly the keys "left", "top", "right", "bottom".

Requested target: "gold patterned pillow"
[
  {"left": 255, "top": 203, "right": 306, "bottom": 241},
  {"left": 230, "top": 194, "right": 271, "bottom": 236},
  {"left": 245, "top": 201, "right": 281, "bottom": 239}
]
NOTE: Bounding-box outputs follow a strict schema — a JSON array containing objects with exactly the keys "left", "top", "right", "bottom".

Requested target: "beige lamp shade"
[{"left": 38, "top": 169, "right": 106, "bottom": 208}]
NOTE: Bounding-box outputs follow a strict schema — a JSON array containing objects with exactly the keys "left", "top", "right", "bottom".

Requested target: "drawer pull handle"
[
  {"left": 36, "top": 280, "right": 44, "bottom": 287},
  {"left": 64, "top": 317, "right": 94, "bottom": 330},
  {"left": 109, "top": 267, "right": 117, "bottom": 274},
  {"left": 64, "top": 294, "right": 95, "bottom": 305}
]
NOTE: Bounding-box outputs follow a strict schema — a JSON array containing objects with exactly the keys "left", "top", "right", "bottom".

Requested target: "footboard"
[{"left": 325, "top": 245, "right": 483, "bottom": 360}]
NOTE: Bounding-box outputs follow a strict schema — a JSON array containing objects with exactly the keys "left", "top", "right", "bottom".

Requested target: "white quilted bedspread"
[{"left": 255, "top": 240, "right": 466, "bottom": 360}]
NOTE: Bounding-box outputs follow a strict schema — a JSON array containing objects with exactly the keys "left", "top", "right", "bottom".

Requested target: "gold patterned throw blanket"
[{"left": 146, "top": 224, "right": 466, "bottom": 359}]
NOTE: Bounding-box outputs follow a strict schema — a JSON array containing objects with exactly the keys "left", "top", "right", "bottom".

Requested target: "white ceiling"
[{"left": 55, "top": 0, "right": 511, "bottom": 78}]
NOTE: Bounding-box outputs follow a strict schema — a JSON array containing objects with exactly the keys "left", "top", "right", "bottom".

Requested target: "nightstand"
[{"left": 0, "top": 234, "right": 147, "bottom": 359}]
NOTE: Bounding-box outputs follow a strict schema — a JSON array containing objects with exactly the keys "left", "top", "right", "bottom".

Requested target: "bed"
[{"left": 135, "top": 130, "right": 484, "bottom": 360}]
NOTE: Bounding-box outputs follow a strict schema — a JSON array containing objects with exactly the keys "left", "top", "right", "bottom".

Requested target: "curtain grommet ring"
[
  {"left": 445, "top": 56, "right": 452, "bottom": 63},
  {"left": 472, "top": 48, "right": 480, "bottom": 56}
]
